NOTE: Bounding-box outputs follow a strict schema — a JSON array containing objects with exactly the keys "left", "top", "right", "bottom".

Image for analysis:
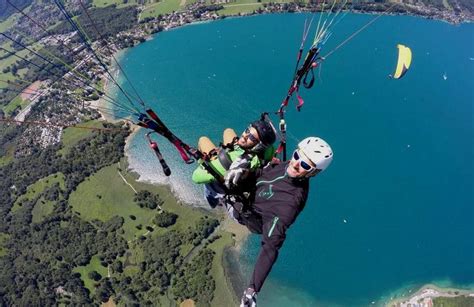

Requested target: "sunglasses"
[
  {"left": 293, "top": 150, "right": 315, "bottom": 171},
  {"left": 244, "top": 127, "right": 259, "bottom": 143}
]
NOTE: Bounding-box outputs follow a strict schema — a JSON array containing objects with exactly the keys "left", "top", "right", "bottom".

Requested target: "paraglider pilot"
[{"left": 234, "top": 137, "right": 333, "bottom": 307}]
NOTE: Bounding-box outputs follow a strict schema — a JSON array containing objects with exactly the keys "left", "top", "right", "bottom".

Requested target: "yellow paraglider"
[{"left": 391, "top": 44, "right": 412, "bottom": 79}]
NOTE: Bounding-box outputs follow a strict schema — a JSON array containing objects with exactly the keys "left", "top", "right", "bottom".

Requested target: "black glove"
[{"left": 240, "top": 287, "right": 257, "bottom": 307}]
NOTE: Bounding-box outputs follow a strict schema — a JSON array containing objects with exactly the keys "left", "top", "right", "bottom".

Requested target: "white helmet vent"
[{"left": 298, "top": 137, "right": 333, "bottom": 173}]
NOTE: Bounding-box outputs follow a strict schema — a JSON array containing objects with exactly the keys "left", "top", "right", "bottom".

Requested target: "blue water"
[{"left": 113, "top": 14, "right": 474, "bottom": 306}]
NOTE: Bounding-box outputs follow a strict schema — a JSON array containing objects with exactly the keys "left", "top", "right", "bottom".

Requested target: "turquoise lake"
[{"left": 113, "top": 13, "right": 474, "bottom": 306}]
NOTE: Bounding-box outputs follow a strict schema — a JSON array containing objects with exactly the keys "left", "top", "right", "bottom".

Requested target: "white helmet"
[{"left": 298, "top": 137, "right": 333, "bottom": 173}]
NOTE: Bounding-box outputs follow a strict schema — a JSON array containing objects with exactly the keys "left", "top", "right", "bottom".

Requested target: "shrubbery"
[
  {"left": 153, "top": 211, "right": 178, "bottom": 228},
  {"left": 134, "top": 190, "right": 163, "bottom": 209}
]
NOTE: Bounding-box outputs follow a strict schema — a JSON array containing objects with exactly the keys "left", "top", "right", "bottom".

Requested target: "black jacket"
[{"left": 236, "top": 161, "right": 309, "bottom": 292}]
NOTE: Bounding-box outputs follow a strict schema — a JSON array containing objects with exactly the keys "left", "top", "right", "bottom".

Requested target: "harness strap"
[{"left": 218, "top": 149, "right": 233, "bottom": 170}]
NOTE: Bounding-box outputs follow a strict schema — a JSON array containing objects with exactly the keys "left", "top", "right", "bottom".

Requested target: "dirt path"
[
  {"left": 117, "top": 162, "right": 138, "bottom": 194},
  {"left": 180, "top": 299, "right": 195, "bottom": 307}
]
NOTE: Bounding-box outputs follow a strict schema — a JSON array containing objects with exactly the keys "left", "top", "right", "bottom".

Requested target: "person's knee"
[
  {"left": 198, "top": 136, "right": 217, "bottom": 154},
  {"left": 223, "top": 128, "right": 237, "bottom": 146}
]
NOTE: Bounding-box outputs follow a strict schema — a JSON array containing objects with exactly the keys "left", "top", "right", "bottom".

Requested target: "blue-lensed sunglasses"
[{"left": 293, "top": 150, "right": 315, "bottom": 171}]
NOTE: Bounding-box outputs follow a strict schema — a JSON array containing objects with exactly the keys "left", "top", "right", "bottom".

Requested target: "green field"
[
  {"left": 0, "top": 45, "right": 32, "bottom": 71},
  {"left": 218, "top": 3, "right": 263, "bottom": 15},
  {"left": 92, "top": 0, "right": 136, "bottom": 8},
  {"left": 217, "top": 0, "right": 294, "bottom": 15},
  {"left": 140, "top": 0, "right": 182, "bottom": 18},
  {"left": 12, "top": 172, "right": 65, "bottom": 214},
  {"left": 0, "top": 13, "right": 18, "bottom": 32},
  {"left": 0, "top": 71, "right": 21, "bottom": 90},
  {"left": 207, "top": 229, "right": 238, "bottom": 306},
  {"left": 434, "top": 296, "right": 474, "bottom": 307},
  {"left": 31, "top": 199, "right": 56, "bottom": 223},
  {"left": 69, "top": 163, "right": 155, "bottom": 241},
  {"left": 69, "top": 159, "right": 208, "bottom": 241},
  {"left": 59, "top": 121, "right": 105, "bottom": 156},
  {"left": 92, "top": 0, "right": 186, "bottom": 17},
  {"left": 117, "top": 161, "right": 208, "bottom": 234},
  {"left": 0, "top": 146, "right": 15, "bottom": 167},
  {"left": 73, "top": 255, "right": 109, "bottom": 293},
  {"left": 2, "top": 96, "right": 30, "bottom": 116},
  {"left": 0, "top": 233, "right": 10, "bottom": 257},
  {"left": 0, "top": 39, "right": 44, "bottom": 93}
]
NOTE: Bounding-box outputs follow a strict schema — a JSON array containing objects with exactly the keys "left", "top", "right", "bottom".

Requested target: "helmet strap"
[{"left": 250, "top": 142, "right": 267, "bottom": 153}]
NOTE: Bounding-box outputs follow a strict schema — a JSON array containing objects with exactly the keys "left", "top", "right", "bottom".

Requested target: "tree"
[
  {"left": 153, "top": 211, "right": 178, "bottom": 228},
  {"left": 88, "top": 271, "right": 102, "bottom": 281},
  {"left": 95, "top": 279, "right": 114, "bottom": 303}
]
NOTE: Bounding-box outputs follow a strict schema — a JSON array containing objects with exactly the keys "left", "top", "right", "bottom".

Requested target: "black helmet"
[{"left": 251, "top": 120, "right": 276, "bottom": 146}]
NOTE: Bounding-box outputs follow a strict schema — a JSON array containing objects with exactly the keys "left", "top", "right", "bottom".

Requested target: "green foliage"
[
  {"left": 13, "top": 173, "right": 65, "bottom": 212},
  {"left": 61, "top": 123, "right": 129, "bottom": 196},
  {"left": 103, "top": 215, "right": 125, "bottom": 232},
  {"left": 111, "top": 231, "right": 184, "bottom": 304},
  {"left": 172, "top": 248, "right": 216, "bottom": 305},
  {"left": 0, "top": 232, "right": 9, "bottom": 257},
  {"left": 0, "top": 145, "right": 62, "bottom": 225},
  {"left": 51, "top": 5, "right": 138, "bottom": 40},
  {"left": 111, "top": 259, "right": 123, "bottom": 273},
  {"left": 59, "top": 121, "right": 106, "bottom": 156},
  {"left": 186, "top": 217, "right": 220, "bottom": 246},
  {"left": 1, "top": 209, "right": 127, "bottom": 305},
  {"left": 0, "top": 123, "right": 129, "bottom": 304},
  {"left": 153, "top": 211, "right": 178, "bottom": 228},
  {"left": 95, "top": 278, "right": 115, "bottom": 303},
  {"left": 0, "top": 123, "right": 21, "bottom": 165},
  {"left": 88, "top": 270, "right": 102, "bottom": 281},
  {"left": 134, "top": 190, "right": 164, "bottom": 209},
  {"left": 73, "top": 255, "right": 110, "bottom": 294}
]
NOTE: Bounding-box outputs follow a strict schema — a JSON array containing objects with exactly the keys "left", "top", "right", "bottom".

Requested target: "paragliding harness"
[
  {"left": 139, "top": 109, "right": 257, "bottom": 219},
  {"left": 138, "top": 109, "right": 253, "bottom": 215}
]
